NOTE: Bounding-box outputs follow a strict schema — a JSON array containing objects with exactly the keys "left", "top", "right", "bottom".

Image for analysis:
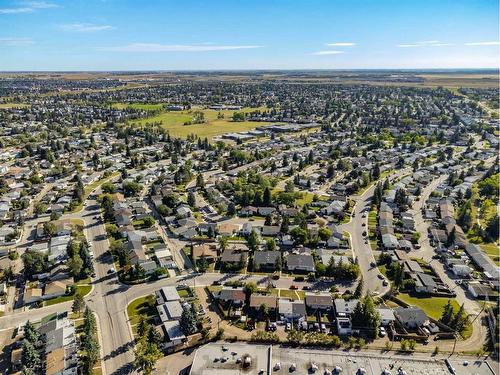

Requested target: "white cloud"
[
  {"left": 101, "top": 43, "right": 262, "bottom": 52},
  {"left": 311, "top": 50, "right": 345, "bottom": 55},
  {"left": 0, "top": 37, "right": 34, "bottom": 46},
  {"left": 398, "top": 40, "right": 453, "bottom": 48},
  {"left": 60, "top": 23, "right": 115, "bottom": 32},
  {"left": 25, "top": 1, "right": 58, "bottom": 8},
  {"left": 397, "top": 44, "right": 419, "bottom": 48},
  {"left": 0, "top": 1, "right": 57, "bottom": 14},
  {"left": 464, "top": 41, "right": 500, "bottom": 46},
  {"left": 326, "top": 42, "right": 356, "bottom": 47},
  {"left": 0, "top": 7, "right": 33, "bottom": 14}
]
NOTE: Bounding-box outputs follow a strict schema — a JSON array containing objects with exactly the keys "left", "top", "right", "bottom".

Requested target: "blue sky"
[{"left": 1, "top": 0, "right": 499, "bottom": 71}]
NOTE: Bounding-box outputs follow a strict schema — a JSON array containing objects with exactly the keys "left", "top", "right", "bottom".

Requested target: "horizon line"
[{"left": 0, "top": 67, "right": 499, "bottom": 73}]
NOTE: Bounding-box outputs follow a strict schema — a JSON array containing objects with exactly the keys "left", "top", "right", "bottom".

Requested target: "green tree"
[
  {"left": 353, "top": 277, "right": 364, "bottom": 298},
  {"left": 72, "top": 292, "right": 85, "bottom": 316},
  {"left": 180, "top": 304, "right": 198, "bottom": 335},
  {"left": 266, "top": 238, "right": 276, "bottom": 251},
  {"left": 247, "top": 229, "right": 259, "bottom": 251},
  {"left": 142, "top": 216, "right": 155, "bottom": 228},
  {"left": 68, "top": 253, "right": 84, "bottom": 277},
  {"left": 263, "top": 187, "right": 272, "bottom": 206},
  {"left": 187, "top": 191, "right": 196, "bottom": 207},
  {"left": 23, "top": 321, "right": 40, "bottom": 344},
  {"left": 440, "top": 300, "right": 455, "bottom": 326},
  {"left": 21, "top": 340, "right": 40, "bottom": 370},
  {"left": 134, "top": 337, "right": 162, "bottom": 375}
]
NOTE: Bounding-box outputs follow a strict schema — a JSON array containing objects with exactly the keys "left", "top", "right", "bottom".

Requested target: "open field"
[
  {"left": 111, "top": 103, "right": 164, "bottom": 111},
  {"left": 130, "top": 106, "right": 269, "bottom": 140},
  {"left": 0, "top": 103, "right": 30, "bottom": 109}
]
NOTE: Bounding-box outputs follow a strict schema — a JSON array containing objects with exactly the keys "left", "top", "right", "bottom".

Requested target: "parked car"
[
  {"left": 320, "top": 323, "right": 327, "bottom": 333},
  {"left": 285, "top": 322, "right": 292, "bottom": 331},
  {"left": 379, "top": 327, "right": 387, "bottom": 337}
]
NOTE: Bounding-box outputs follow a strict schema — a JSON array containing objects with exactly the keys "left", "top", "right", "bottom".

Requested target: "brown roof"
[
  {"left": 305, "top": 294, "right": 333, "bottom": 307},
  {"left": 192, "top": 243, "right": 218, "bottom": 260},
  {"left": 249, "top": 294, "right": 277, "bottom": 309},
  {"left": 46, "top": 347, "right": 65, "bottom": 375},
  {"left": 44, "top": 280, "right": 69, "bottom": 295},
  {"left": 111, "top": 192, "right": 125, "bottom": 202}
]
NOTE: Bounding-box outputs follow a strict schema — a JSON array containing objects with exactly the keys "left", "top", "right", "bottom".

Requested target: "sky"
[{"left": 0, "top": 0, "right": 499, "bottom": 71}]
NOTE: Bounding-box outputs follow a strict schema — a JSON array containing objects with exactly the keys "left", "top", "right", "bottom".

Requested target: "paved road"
[{"left": 341, "top": 168, "right": 411, "bottom": 296}]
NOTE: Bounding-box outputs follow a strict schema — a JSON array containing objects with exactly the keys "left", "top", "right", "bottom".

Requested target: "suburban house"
[
  {"left": 253, "top": 250, "right": 281, "bottom": 271},
  {"left": 334, "top": 298, "right": 359, "bottom": 335},
  {"left": 394, "top": 307, "right": 429, "bottom": 330},
  {"left": 286, "top": 253, "right": 315, "bottom": 273},
  {"left": 217, "top": 288, "right": 246, "bottom": 307},
  {"left": 278, "top": 299, "right": 306, "bottom": 322},
  {"left": 305, "top": 293, "right": 333, "bottom": 311}
]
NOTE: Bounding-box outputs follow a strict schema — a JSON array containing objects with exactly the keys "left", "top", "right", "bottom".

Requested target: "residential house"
[
  {"left": 394, "top": 307, "right": 429, "bottom": 330},
  {"left": 286, "top": 253, "right": 315, "bottom": 273},
  {"left": 305, "top": 293, "right": 333, "bottom": 311},
  {"left": 253, "top": 251, "right": 281, "bottom": 271},
  {"left": 278, "top": 299, "right": 306, "bottom": 322}
]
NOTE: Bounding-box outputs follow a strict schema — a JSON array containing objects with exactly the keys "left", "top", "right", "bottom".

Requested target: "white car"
[{"left": 379, "top": 327, "right": 387, "bottom": 337}]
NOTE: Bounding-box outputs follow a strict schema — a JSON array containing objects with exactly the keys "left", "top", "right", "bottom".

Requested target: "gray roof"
[
  {"left": 394, "top": 307, "right": 428, "bottom": 324},
  {"left": 286, "top": 253, "right": 315, "bottom": 270},
  {"left": 253, "top": 251, "right": 280, "bottom": 266},
  {"left": 162, "top": 320, "right": 186, "bottom": 341},
  {"left": 334, "top": 298, "right": 359, "bottom": 315},
  {"left": 465, "top": 243, "right": 499, "bottom": 279}
]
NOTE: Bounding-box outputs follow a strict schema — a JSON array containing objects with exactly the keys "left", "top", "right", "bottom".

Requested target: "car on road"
[
  {"left": 370, "top": 261, "right": 376, "bottom": 268},
  {"left": 302, "top": 285, "right": 311, "bottom": 290},
  {"left": 383, "top": 279, "right": 389, "bottom": 286},
  {"left": 294, "top": 276, "right": 305, "bottom": 282},
  {"left": 361, "top": 222, "right": 366, "bottom": 226},
  {"left": 362, "top": 213, "right": 366, "bottom": 218},
  {"left": 107, "top": 266, "right": 116, "bottom": 274},
  {"left": 362, "top": 231, "right": 367, "bottom": 237},
  {"left": 290, "top": 285, "right": 298, "bottom": 290},
  {"left": 377, "top": 274, "right": 384, "bottom": 280}
]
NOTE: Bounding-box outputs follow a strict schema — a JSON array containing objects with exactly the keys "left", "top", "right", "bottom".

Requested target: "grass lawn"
[
  {"left": 277, "top": 289, "right": 305, "bottom": 300},
  {"left": 295, "top": 192, "right": 316, "bottom": 207},
  {"left": 397, "top": 293, "right": 460, "bottom": 321},
  {"left": 178, "top": 288, "right": 192, "bottom": 298},
  {"left": 127, "top": 294, "right": 157, "bottom": 327},
  {"left": 0, "top": 102, "right": 30, "bottom": 108},
  {"left": 130, "top": 106, "right": 269, "bottom": 140}
]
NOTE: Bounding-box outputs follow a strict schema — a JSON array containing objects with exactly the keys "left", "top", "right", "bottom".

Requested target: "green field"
[
  {"left": 397, "top": 293, "right": 460, "bottom": 321},
  {"left": 0, "top": 103, "right": 30, "bottom": 109},
  {"left": 130, "top": 106, "right": 269, "bottom": 140},
  {"left": 112, "top": 103, "right": 164, "bottom": 111}
]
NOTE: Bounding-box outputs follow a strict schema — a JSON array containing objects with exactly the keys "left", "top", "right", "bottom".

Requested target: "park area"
[{"left": 121, "top": 104, "right": 269, "bottom": 140}]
